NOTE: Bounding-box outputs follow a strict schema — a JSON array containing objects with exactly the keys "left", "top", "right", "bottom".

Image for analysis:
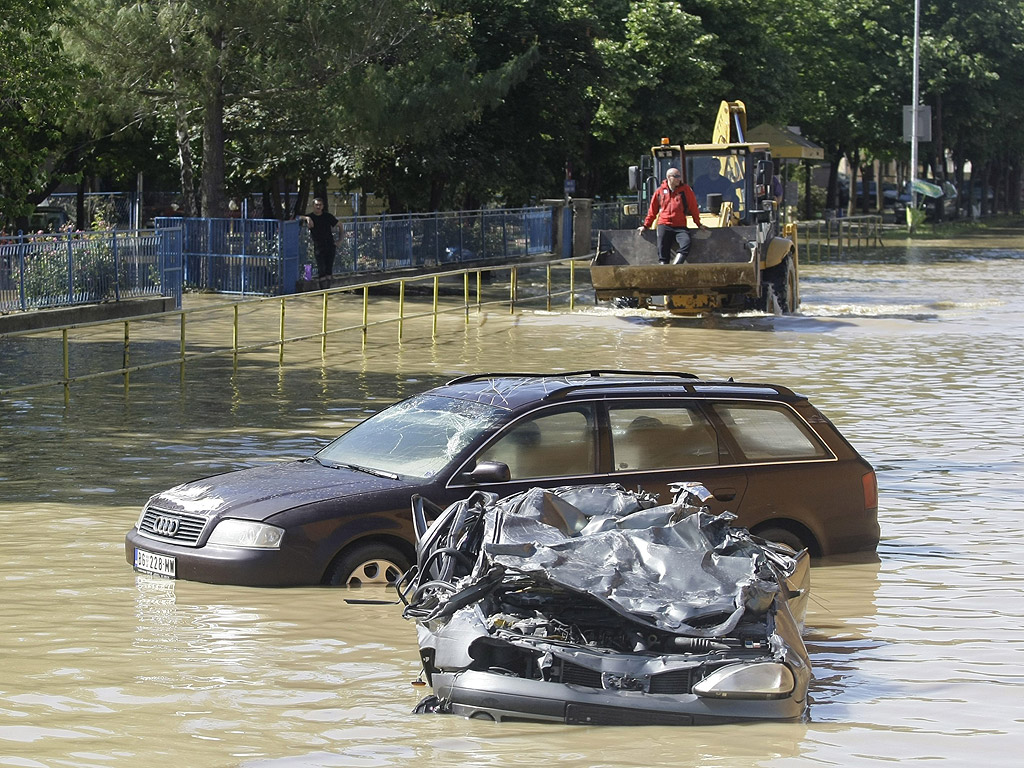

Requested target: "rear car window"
[
  {"left": 609, "top": 405, "right": 719, "bottom": 470},
  {"left": 709, "top": 403, "right": 831, "bottom": 462}
]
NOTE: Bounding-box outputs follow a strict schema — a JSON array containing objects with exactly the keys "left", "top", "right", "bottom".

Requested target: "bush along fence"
[{"left": 0, "top": 228, "right": 183, "bottom": 314}]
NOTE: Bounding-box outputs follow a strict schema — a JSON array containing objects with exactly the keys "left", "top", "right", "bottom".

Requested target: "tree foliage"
[
  {"left": 0, "top": 0, "right": 79, "bottom": 229},
  {"left": 4, "top": 0, "right": 1024, "bottom": 221}
]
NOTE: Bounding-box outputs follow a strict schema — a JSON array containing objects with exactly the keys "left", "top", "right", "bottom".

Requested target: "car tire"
[
  {"left": 753, "top": 526, "right": 807, "bottom": 553},
  {"left": 325, "top": 543, "right": 409, "bottom": 587}
]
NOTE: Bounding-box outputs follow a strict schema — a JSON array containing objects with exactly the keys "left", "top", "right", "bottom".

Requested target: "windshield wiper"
[{"left": 310, "top": 455, "right": 400, "bottom": 480}]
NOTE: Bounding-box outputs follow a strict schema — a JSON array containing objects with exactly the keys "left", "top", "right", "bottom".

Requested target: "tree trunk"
[
  {"left": 824, "top": 144, "right": 846, "bottom": 213},
  {"left": 846, "top": 148, "right": 860, "bottom": 217},
  {"left": 168, "top": 25, "right": 197, "bottom": 218},
  {"left": 296, "top": 181, "right": 312, "bottom": 219},
  {"left": 200, "top": 25, "right": 226, "bottom": 218},
  {"left": 174, "top": 101, "right": 197, "bottom": 218}
]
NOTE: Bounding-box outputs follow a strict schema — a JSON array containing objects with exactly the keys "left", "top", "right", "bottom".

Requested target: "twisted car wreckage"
[{"left": 401, "top": 483, "right": 811, "bottom": 725}]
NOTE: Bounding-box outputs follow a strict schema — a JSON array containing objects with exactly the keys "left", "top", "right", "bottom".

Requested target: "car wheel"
[
  {"left": 325, "top": 543, "right": 409, "bottom": 587},
  {"left": 752, "top": 526, "right": 807, "bottom": 553}
]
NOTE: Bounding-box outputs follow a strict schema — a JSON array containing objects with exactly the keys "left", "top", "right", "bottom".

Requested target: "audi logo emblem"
[{"left": 153, "top": 515, "right": 180, "bottom": 537}]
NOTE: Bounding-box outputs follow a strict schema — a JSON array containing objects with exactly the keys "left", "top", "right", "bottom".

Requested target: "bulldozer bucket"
[{"left": 591, "top": 228, "right": 761, "bottom": 301}]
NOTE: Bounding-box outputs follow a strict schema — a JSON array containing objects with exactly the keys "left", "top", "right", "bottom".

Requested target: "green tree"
[
  {"left": 69, "top": 0, "right": 536, "bottom": 217},
  {"left": 0, "top": 0, "right": 79, "bottom": 230}
]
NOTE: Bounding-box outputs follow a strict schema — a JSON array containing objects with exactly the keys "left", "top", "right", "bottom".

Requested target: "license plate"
[{"left": 135, "top": 548, "right": 176, "bottom": 578}]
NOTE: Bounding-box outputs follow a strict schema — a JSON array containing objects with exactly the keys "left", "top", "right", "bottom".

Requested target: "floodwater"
[{"left": 2, "top": 228, "right": 1024, "bottom": 766}]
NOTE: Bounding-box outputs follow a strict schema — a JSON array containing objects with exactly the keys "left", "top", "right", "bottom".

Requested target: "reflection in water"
[{"left": 3, "top": 244, "right": 1024, "bottom": 765}]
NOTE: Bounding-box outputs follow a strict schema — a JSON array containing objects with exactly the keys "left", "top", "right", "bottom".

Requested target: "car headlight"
[
  {"left": 206, "top": 519, "right": 284, "bottom": 549},
  {"left": 692, "top": 662, "right": 795, "bottom": 700}
]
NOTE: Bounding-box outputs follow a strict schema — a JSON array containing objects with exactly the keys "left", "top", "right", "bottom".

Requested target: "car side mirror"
[{"left": 463, "top": 460, "right": 511, "bottom": 484}]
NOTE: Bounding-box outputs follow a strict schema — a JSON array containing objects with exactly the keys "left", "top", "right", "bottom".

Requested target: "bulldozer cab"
[
  {"left": 687, "top": 150, "right": 748, "bottom": 218},
  {"left": 630, "top": 142, "right": 774, "bottom": 228}
]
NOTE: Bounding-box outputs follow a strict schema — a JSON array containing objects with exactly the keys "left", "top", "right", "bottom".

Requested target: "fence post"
[
  {"left": 399, "top": 280, "right": 406, "bottom": 340},
  {"left": 362, "top": 285, "right": 369, "bottom": 347},
  {"left": 179, "top": 313, "right": 186, "bottom": 383},
  {"left": 432, "top": 275, "right": 440, "bottom": 338},
  {"left": 321, "top": 292, "right": 328, "bottom": 357},
  {"left": 62, "top": 328, "right": 70, "bottom": 406},
  {"left": 546, "top": 264, "right": 552, "bottom": 312},
  {"left": 279, "top": 297, "right": 285, "bottom": 365},
  {"left": 569, "top": 260, "right": 575, "bottom": 311},
  {"left": 66, "top": 231, "right": 74, "bottom": 303},
  {"left": 207, "top": 218, "right": 214, "bottom": 289},
  {"left": 18, "top": 234, "right": 27, "bottom": 311},
  {"left": 112, "top": 230, "right": 121, "bottom": 302},
  {"left": 123, "top": 320, "right": 130, "bottom": 392},
  {"left": 523, "top": 210, "right": 530, "bottom": 257}
]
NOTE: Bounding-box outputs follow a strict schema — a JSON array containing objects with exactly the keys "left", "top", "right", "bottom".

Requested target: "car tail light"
[{"left": 862, "top": 471, "right": 878, "bottom": 510}]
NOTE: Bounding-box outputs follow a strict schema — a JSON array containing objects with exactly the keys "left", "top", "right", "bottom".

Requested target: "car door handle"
[{"left": 712, "top": 488, "right": 737, "bottom": 502}]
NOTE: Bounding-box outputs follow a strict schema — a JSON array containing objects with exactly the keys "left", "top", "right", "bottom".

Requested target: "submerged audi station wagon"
[{"left": 125, "top": 371, "right": 878, "bottom": 587}]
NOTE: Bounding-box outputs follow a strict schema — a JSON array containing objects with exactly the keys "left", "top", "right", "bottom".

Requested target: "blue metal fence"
[
  {"left": 0, "top": 229, "right": 182, "bottom": 313},
  {"left": 157, "top": 207, "right": 552, "bottom": 295},
  {"left": 590, "top": 201, "right": 639, "bottom": 248},
  {"left": 2, "top": 208, "right": 554, "bottom": 312},
  {"left": 330, "top": 207, "right": 553, "bottom": 274},
  {"left": 155, "top": 217, "right": 299, "bottom": 296}
]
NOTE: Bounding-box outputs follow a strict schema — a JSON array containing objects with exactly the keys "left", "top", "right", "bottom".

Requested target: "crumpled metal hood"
[
  {"left": 147, "top": 459, "right": 399, "bottom": 521},
  {"left": 479, "top": 485, "right": 784, "bottom": 637}
]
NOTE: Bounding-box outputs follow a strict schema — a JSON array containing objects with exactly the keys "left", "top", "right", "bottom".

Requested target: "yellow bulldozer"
[{"left": 591, "top": 100, "right": 799, "bottom": 315}]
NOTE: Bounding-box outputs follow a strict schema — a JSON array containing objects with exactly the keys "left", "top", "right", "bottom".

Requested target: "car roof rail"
[
  {"left": 542, "top": 379, "right": 798, "bottom": 403},
  {"left": 445, "top": 370, "right": 699, "bottom": 386}
]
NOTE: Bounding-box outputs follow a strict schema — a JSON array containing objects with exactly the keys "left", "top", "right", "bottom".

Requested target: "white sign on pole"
[{"left": 903, "top": 105, "right": 932, "bottom": 142}]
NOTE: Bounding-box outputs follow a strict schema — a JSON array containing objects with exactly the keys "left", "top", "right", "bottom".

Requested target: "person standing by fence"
[{"left": 299, "top": 198, "right": 341, "bottom": 288}]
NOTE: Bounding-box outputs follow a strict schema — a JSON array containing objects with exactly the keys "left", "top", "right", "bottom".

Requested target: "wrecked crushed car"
[{"left": 401, "top": 483, "right": 811, "bottom": 725}]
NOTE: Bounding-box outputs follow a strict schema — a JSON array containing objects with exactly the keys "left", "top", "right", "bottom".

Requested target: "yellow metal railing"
[
  {"left": 799, "top": 215, "right": 884, "bottom": 263},
  {"left": 0, "top": 259, "right": 587, "bottom": 402}
]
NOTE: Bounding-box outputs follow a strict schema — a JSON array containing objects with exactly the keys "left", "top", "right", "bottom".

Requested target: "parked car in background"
[
  {"left": 29, "top": 206, "right": 70, "bottom": 233},
  {"left": 125, "top": 371, "right": 879, "bottom": 587}
]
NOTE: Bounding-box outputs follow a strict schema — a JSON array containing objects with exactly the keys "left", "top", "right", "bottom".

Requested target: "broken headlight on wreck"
[
  {"left": 692, "top": 662, "right": 797, "bottom": 699},
  {"left": 400, "top": 482, "right": 812, "bottom": 725}
]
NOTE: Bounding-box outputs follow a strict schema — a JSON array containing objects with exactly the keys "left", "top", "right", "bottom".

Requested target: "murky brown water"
[{"left": 3, "top": 231, "right": 1024, "bottom": 766}]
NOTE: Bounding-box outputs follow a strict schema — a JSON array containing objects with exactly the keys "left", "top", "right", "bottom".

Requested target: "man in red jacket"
[{"left": 638, "top": 168, "right": 707, "bottom": 264}]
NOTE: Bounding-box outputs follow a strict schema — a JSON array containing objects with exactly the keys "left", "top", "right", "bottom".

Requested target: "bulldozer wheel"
[{"left": 765, "top": 254, "right": 796, "bottom": 314}]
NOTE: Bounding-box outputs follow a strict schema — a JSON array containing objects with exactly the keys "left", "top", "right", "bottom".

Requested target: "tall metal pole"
[{"left": 910, "top": 0, "right": 921, "bottom": 213}]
